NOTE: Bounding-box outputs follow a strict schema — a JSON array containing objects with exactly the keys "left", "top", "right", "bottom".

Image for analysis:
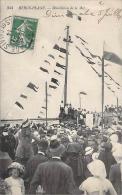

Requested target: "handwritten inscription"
[{"left": 7, "top": 1, "right": 122, "bottom": 24}]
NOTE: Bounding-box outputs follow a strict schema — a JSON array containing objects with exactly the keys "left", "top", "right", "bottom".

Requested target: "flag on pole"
[
  {"left": 80, "top": 91, "right": 87, "bottom": 95},
  {"left": 51, "top": 78, "right": 60, "bottom": 86},
  {"left": 15, "top": 101, "right": 24, "bottom": 109},
  {"left": 103, "top": 43, "right": 122, "bottom": 65},
  {"left": 40, "top": 67, "right": 49, "bottom": 73},
  {"left": 44, "top": 60, "right": 50, "bottom": 65},
  {"left": 48, "top": 54, "right": 55, "bottom": 59},
  {"left": 20, "top": 94, "right": 27, "bottom": 99},
  {"left": 54, "top": 70, "right": 62, "bottom": 75},
  {"left": 49, "top": 85, "right": 57, "bottom": 89},
  {"left": 27, "top": 82, "right": 39, "bottom": 92},
  {"left": 56, "top": 62, "right": 66, "bottom": 69}
]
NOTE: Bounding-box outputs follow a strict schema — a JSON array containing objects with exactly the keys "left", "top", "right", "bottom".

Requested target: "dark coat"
[
  {"left": 98, "top": 150, "right": 116, "bottom": 178},
  {"left": 29, "top": 158, "right": 76, "bottom": 194},
  {"left": 109, "top": 163, "right": 122, "bottom": 195},
  {"left": 25, "top": 153, "right": 48, "bottom": 184}
]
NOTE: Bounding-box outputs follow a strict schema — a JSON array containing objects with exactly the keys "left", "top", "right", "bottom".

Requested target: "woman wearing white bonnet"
[
  {"left": 109, "top": 149, "right": 122, "bottom": 195},
  {"left": 110, "top": 134, "right": 122, "bottom": 157},
  {"left": 79, "top": 159, "right": 117, "bottom": 195}
]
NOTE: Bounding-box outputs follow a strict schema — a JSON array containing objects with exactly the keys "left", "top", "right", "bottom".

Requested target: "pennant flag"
[
  {"left": 42, "top": 106, "right": 46, "bottom": 109},
  {"left": 27, "top": 82, "right": 39, "bottom": 92},
  {"left": 66, "top": 10, "right": 73, "bottom": 18},
  {"left": 53, "top": 44, "right": 60, "bottom": 51},
  {"left": 111, "top": 90, "right": 115, "bottom": 93},
  {"left": 40, "top": 67, "right": 49, "bottom": 73},
  {"left": 49, "top": 85, "right": 57, "bottom": 89},
  {"left": 15, "top": 101, "right": 24, "bottom": 109},
  {"left": 60, "top": 47, "right": 67, "bottom": 54},
  {"left": 20, "top": 94, "right": 27, "bottom": 99},
  {"left": 54, "top": 70, "right": 62, "bottom": 75},
  {"left": 59, "top": 55, "right": 65, "bottom": 59},
  {"left": 44, "top": 60, "right": 50, "bottom": 65},
  {"left": 48, "top": 54, "right": 55, "bottom": 59},
  {"left": 56, "top": 62, "right": 66, "bottom": 69},
  {"left": 80, "top": 91, "right": 87, "bottom": 95},
  {"left": 53, "top": 44, "right": 67, "bottom": 54},
  {"left": 51, "top": 78, "right": 60, "bottom": 86},
  {"left": 103, "top": 44, "right": 122, "bottom": 65}
]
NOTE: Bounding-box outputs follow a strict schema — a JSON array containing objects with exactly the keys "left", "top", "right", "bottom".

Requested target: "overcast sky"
[{"left": 1, "top": 0, "right": 122, "bottom": 119}]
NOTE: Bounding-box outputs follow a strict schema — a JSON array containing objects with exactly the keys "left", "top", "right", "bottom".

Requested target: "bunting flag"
[
  {"left": 66, "top": 10, "right": 81, "bottom": 21},
  {"left": 103, "top": 43, "right": 122, "bottom": 65},
  {"left": 42, "top": 106, "right": 46, "bottom": 109},
  {"left": 54, "top": 70, "right": 62, "bottom": 75},
  {"left": 75, "top": 46, "right": 88, "bottom": 58},
  {"left": 75, "top": 35, "right": 88, "bottom": 44},
  {"left": 44, "top": 60, "right": 50, "bottom": 65},
  {"left": 80, "top": 91, "right": 87, "bottom": 95},
  {"left": 90, "top": 66, "right": 101, "bottom": 77},
  {"left": 40, "top": 111, "right": 44, "bottom": 114},
  {"left": 59, "top": 55, "right": 65, "bottom": 59},
  {"left": 56, "top": 62, "right": 66, "bottom": 69},
  {"left": 20, "top": 94, "right": 27, "bottom": 99},
  {"left": 40, "top": 67, "right": 49, "bottom": 73},
  {"left": 87, "top": 50, "right": 102, "bottom": 61},
  {"left": 51, "top": 78, "right": 60, "bottom": 86},
  {"left": 49, "top": 85, "right": 57, "bottom": 89},
  {"left": 53, "top": 44, "right": 67, "bottom": 54},
  {"left": 48, "top": 54, "right": 55, "bottom": 59},
  {"left": 87, "top": 60, "right": 96, "bottom": 65},
  {"left": 27, "top": 82, "right": 39, "bottom": 92},
  {"left": 15, "top": 101, "right": 24, "bottom": 109}
]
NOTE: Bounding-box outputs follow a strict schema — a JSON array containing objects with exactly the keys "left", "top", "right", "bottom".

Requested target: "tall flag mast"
[
  {"left": 45, "top": 81, "right": 48, "bottom": 129},
  {"left": 64, "top": 26, "right": 69, "bottom": 107},
  {"left": 101, "top": 54, "right": 104, "bottom": 131}
]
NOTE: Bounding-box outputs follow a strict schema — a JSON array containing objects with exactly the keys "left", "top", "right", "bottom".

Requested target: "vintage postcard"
[{"left": 0, "top": 0, "right": 122, "bottom": 194}]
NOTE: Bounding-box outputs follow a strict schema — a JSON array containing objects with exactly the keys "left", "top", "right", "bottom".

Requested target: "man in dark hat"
[
  {"left": 29, "top": 137, "right": 76, "bottom": 195},
  {"left": 25, "top": 139, "right": 48, "bottom": 193}
]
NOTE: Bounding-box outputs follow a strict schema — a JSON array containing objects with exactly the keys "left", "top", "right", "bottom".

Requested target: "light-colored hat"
[
  {"left": 21, "top": 118, "right": 30, "bottom": 129},
  {"left": 92, "top": 152, "right": 99, "bottom": 160},
  {"left": 50, "top": 135, "right": 58, "bottom": 141},
  {"left": 110, "top": 134, "right": 118, "bottom": 143},
  {"left": 87, "top": 160, "right": 106, "bottom": 179},
  {"left": 8, "top": 162, "right": 25, "bottom": 173},
  {"left": 85, "top": 147, "right": 93, "bottom": 155}
]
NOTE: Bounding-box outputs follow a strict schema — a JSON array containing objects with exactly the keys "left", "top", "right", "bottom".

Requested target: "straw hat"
[{"left": 85, "top": 147, "right": 93, "bottom": 155}]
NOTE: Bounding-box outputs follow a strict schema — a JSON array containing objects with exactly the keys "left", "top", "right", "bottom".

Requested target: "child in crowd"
[{"left": 5, "top": 162, "right": 25, "bottom": 195}]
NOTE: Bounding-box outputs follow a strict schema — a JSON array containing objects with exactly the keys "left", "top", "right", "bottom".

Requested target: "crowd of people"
[{"left": 0, "top": 118, "right": 122, "bottom": 195}]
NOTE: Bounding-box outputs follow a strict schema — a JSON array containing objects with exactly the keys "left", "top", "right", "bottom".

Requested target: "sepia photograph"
[{"left": 0, "top": 0, "right": 122, "bottom": 194}]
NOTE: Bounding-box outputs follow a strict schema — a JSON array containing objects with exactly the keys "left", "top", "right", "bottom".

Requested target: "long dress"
[{"left": 5, "top": 176, "right": 25, "bottom": 195}]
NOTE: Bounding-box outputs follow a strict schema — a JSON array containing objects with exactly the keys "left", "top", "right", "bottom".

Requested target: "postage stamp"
[
  {"left": 10, "top": 16, "right": 38, "bottom": 49},
  {"left": 0, "top": 16, "right": 38, "bottom": 54}
]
